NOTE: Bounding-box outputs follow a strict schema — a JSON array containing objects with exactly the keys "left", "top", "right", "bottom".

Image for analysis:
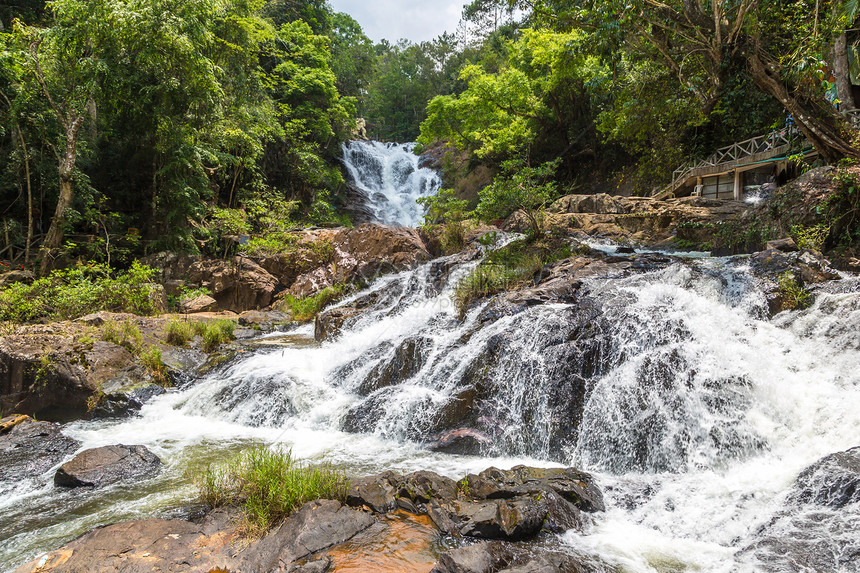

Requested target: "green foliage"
[
  {"left": 197, "top": 446, "right": 349, "bottom": 536},
  {"left": 475, "top": 158, "right": 559, "bottom": 237},
  {"left": 165, "top": 319, "right": 194, "bottom": 347},
  {"left": 419, "top": 28, "right": 606, "bottom": 165},
  {"left": 194, "top": 319, "right": 236, "bottom": 353},
  {"left": 418, "top": 189, "right": 470, "bottom": 254},
  {"left": 778, "top": 272, "right": 812, "bottom": 311},
  {"left": 0, "top": 261, "right": 160, "bottom": 323},
  {"left": 790, "top": 224, "right": 829, "bottom": 251},
  {"left": 140, "top": 345, "right": 169, "bottom": 387},
  {"left": 281, "top": 284, "right": 348, "bottom": 322}
]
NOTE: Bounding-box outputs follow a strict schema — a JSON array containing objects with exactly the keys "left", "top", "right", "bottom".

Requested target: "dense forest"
[{"left": 1, "top": 0, "right": 859, "bottom": 275}]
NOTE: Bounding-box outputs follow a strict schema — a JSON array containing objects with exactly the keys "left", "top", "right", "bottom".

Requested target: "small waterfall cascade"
[
  {"left": 341, "top": 140, "right": 441, "bottom": 227},
  {"left": 2, "top": 244, "right": 859, "bottom": 572}
]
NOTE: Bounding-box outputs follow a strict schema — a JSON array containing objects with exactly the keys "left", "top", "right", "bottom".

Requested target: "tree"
[
  {"left": 525, "top": 0, "right": 860, "bottom": 162},
  {"left": 419, "top": 29, "right": 607, "bottom": 169},
  {"left": 14, "top": 0, "right": 111, "bottom": 273},
  {"left": 475, "top": 158, "right": 560, "bottom": 237}
]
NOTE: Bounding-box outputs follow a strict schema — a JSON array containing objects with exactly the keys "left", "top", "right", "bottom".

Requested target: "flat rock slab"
[
  {"left": 54, "top": 444, "right": 162, "bottom": 488},
  {"left": 13, "top": 501, "right": 375, "bottom": 573}
]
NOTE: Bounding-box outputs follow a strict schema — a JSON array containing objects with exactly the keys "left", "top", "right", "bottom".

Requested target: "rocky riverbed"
[{"left": 1, "top": 180, "right": 859, "bottom": 572}]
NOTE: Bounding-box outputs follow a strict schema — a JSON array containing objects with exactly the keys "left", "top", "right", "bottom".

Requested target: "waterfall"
[
  {"left": 2, "top": 247, "right": 859, "bottom": 572},
  {"left": 341, "top": 140, "right": 441, "bottom": 227}
]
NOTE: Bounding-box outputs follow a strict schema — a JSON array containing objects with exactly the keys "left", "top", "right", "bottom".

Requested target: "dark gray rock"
[
  {"left": 0, "top": 418, "right": 79, "bottom": 485},
  {"left": 54, "top": 444, "right": 162, "bottom": 488},
  {"left": 432, "top": 540, "right": 598, "bottom": 573},
  {"left": 789, "top": 446, "right": 860, "bottom": 509},
  {"left": 347, "top": 471, "right": 401, "bottom": 513}
]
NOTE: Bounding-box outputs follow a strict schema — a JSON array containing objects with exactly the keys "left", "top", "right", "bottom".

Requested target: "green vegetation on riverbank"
[{"left": 197, "top": 446, "right": 349, "bottom": 536}]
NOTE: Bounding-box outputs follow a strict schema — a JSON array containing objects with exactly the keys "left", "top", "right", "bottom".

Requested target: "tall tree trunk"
[
  {"left": 15, "top": 126, "right": 33, "bottom": 265},
  {"left": 39, "top": 119, "right": 83, "bottom": 276},
  {"left": 833, "top": 32, "right": 856, "bottom": 110},
  {"left": 748, "top": 53, "right": 860, "bottom": 163}
]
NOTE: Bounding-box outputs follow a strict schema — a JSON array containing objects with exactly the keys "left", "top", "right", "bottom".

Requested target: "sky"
[{"left": 328, "top": 0, "right": 468, "bottom": 43}]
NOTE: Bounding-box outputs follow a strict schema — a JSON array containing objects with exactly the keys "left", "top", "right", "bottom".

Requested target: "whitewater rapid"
[
  {"left": 1, "top": 246, "right": 858, "bottom": 572},
  {"left": 341, "top": 140, "right": 440, "bottom": 227}
]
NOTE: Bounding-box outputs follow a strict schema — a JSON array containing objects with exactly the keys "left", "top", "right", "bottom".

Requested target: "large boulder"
[
  {"left": 54, "top": 444, "right": 162, "bottom": 488},
  {"left": 179, "top": 294, "right": 219, "bottom": 313},
  {"left": 187, "top": 256, "right": 278, "bottom": 312},
  {"left": 0, "top": 332, "right": 135, "bottom": 415},
  {"left": 740, "top": 447, "right": 860, "bottom": 572},
  {"left": 789, "top": 446, "right": 860, "bottom": 509},
  {"left": 287, "top": 224, "right": 431, "bottom": 297}
]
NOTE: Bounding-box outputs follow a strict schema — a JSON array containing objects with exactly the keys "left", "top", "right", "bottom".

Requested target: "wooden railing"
[
  {"left": 670, "top": 126, "right": 803, "bottom": 191},
  {"left": 667, "top": 108, "right": 860, "bottom": 195}
]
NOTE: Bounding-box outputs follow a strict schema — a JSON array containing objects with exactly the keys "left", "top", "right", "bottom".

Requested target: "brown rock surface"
[{"left": 12, "top": 501, "right": 375, "bottom": 573}]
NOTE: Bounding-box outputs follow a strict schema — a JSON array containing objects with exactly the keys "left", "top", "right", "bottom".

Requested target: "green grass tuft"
[
  {"left": 281, "top": 284, "right": 348, "bottom": 322},
  {"left": 197, "top": 446, "right": 349, "bottom": 537},
  {"left": 192, "top": 319, "right": 236, "bottom": 352}
]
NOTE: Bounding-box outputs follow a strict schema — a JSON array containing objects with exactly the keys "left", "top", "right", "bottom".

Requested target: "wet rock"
[
  {"left": 357, "top": 336, "right": 431, "bottom": 395},
  {"left": 90, "top": 377, "right": 166, "bottom": 418},
  {"left": 291, "top": 556, "right": 332, "bottom": 573},
  {"left": 179, "top": 294, "right": 218, "bottom": 313},
  {"left": 0, "top": 334, "right": 135, "bottom": 416},
  {"left": 54, "top": 444, "right": 162, "bottom": 488},
  {"left": 315, "top": 307, "right": 362, "bottom": 342},
  {"left": 453, "top": 498, "right": 546, "bottom": 540},
  {"left": 740, "top": 447, "right": 860, "bottom": 572},
  {"left": 431, "top": 428, "right": 492, "bottom": 455},
  {"left": 347, "top": 466, "right": 602, "bottom": 542},
  {"left": 789, "top": 446, "right": 860, "bottom": 509},
  {"left": 432, "top": 540, "right": 598, "bottom": 573},
  {"left": 463, "top": 466, "right": 605, "bottom": 513},
  {"left": 14, "top": 501, "right": 373, "bottom": 573},
  {"left": 0, "top": 418, "right": 79, "bottom": 484},
  {"left": 347, "top": 471, "right": 402, "bottom": 513}
]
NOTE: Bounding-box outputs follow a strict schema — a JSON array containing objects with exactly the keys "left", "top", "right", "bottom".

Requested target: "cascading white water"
[
  {"left": 1, "top": 246, "right": 859, "bottom": 572},
  {"left": 341, "top": 140, "right": 441, "bottom": 227}
]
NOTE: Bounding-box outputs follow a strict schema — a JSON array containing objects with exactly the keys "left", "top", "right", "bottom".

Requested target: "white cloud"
[{"left": 328, "top": 0, "right": 468, "bottom": 43}]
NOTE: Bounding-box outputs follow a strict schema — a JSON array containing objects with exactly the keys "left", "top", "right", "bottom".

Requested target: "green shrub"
[
  {"left": 778, "top": 271, "right": 812, "bottom": 310},
  {"left": 197, "top": 446, "right": 349, "bottom": 536},
  {"left": 101, "top": 319, "right": 143, "bottom": 354},
  {"left": 281, "top": 284, "right": 348, "bottom": 322},
  {"left": 165, "top": 319, "right": 194, "bottom": 346},
  {"left": 195, "top": 319, "right": 236, "bottom": 352},
  {"left": 418, "top": 189, "right": 470, "bottom": 254},
  {"left": 453, "top": 237, "right": 571, "bottom": 315},
  {"left": 0, "top": 261, "right": 161, "bottom": 323},
  {"left": 790, "top": 224, "right": 829, "bottom": 252},
  {"left": 140, "top": 345, "right": 170, "bottom": 387}
]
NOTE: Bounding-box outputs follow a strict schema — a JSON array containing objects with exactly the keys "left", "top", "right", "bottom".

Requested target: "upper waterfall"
[{"left": 341, "top": 141, "right": 441, "bottom": 227}]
